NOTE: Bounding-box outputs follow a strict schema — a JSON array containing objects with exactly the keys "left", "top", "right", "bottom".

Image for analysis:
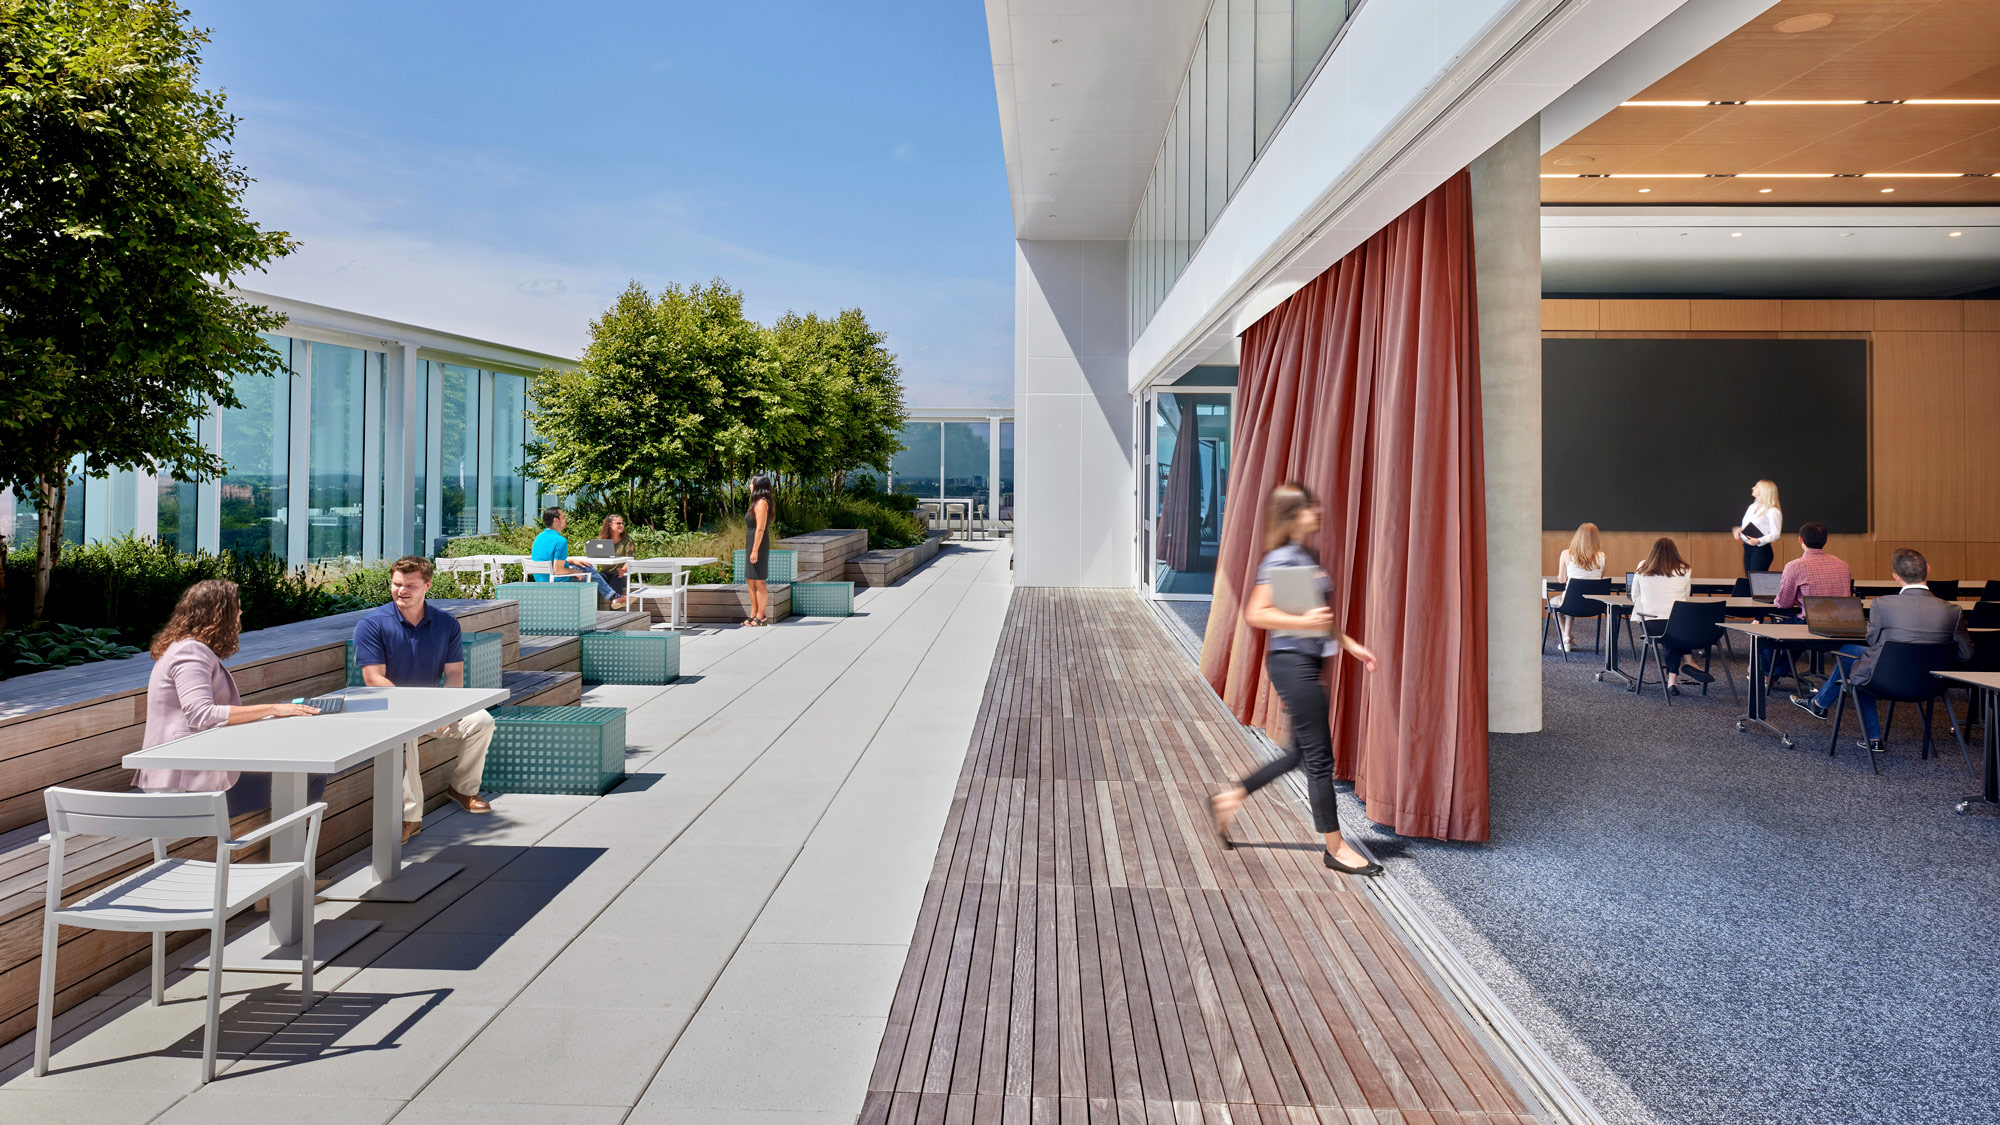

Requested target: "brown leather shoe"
[
  {"left": 449, "top": 788, "right": 491, "bottom": 814},
  {"left": 402, "top": 820, "right": 422, "bottom": 845}
]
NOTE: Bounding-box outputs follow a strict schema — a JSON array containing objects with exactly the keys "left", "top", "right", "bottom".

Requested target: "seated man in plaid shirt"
[{"left": 1764, "top": 521, "right": 1853, "bottom": 682}]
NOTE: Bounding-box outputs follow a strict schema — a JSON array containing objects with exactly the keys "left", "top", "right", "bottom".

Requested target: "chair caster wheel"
[
  {"left": 1736, "top": 721, "right": 1747, "bottom": 732},
  {"left": 1594, "top": 673, "right": 1604, "bottom": 682},
  {"left": 1781, "top": 738, "right": 1794, "bottom": 749},
  {"left": 1957, "top": 800, "right": 1973, "bottom": 815}
]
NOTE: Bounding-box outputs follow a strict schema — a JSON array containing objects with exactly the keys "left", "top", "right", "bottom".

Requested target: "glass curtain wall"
[
  {"left": 306, "top": 342, "right": 367, "bottom": 563},
  {"left": 1151, "top": 391, "right": 1233, "bottom": 597},
  {"left": 219, "top": 335, "right": 292, "bottom": 558},
  {"left": 890, "top": 422, "right": 942, "bottom": 498},
  {"left": 490, "top": 372, "right": 529, "bottom": 528},
  {"left": 1129, "top": 0, "right": 1353, "bottom": 336},
  {"left": 439, "top": 364, "right": 479, "bottom": 536},
  {"left": 998, "top": 422, "right": 1014, "bottom": 521},
  {"left": 410, "top": 360, "right": 429, "bottom": 553},
  {"left": 942, "top": 422, "right": 990, "bottom": 501}
]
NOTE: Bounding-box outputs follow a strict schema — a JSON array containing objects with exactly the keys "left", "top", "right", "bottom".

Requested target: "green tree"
[
  {"left": 767, "top": 308, "right": 906, "bottom": 491},
  {"left": 526, "top": 279, "right": 773, "bottom": 529},
  {"left": 0, "top": 0, "right": 294, "bottom": 622}
]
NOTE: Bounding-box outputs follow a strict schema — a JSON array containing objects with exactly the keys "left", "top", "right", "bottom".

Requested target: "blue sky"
[{"left": 187, "top": 0, "right": 1014, "bottom": 406}]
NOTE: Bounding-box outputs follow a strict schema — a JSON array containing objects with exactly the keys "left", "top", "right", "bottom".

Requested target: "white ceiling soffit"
[
  {"left": 1536, "top": 0, "right": 1778, "bottom": 151},
  {"left": 987, "top": 0, "right": 1212, "bottom": 240},
  {"left": 1542, "top": 206, "right": 2000, "bottom": 297}
]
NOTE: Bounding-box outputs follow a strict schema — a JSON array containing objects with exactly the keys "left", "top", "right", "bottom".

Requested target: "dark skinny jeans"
[{"left": 1239, "top": 648, "right": 1340, "bottom": 834}]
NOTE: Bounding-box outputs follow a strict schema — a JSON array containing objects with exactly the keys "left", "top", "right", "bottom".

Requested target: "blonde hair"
[
  {"left": 1565, "top": 522, "right": 1603, "bottom": 570},
  {"left": 1262, "top": 482, "right": 1318, "bottom": 553},
  {"left": 1752, "top": 479, "right": 1780, "bottom": 511}
]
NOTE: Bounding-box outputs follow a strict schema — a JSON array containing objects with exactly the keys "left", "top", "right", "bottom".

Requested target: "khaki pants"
[{"left": 404, "top": 709, "right": 495, "bottom": 821}]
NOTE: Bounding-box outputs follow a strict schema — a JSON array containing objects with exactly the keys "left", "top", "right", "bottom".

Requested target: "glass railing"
[{"left": 1129, "top": 0, "right": 1356, "bottom": 338}]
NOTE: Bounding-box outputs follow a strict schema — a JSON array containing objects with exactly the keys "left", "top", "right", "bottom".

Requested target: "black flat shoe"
[
  {"left": 1791, "top": 695, "right": 1828, "bottom": 721},
  {"left": 1680, "top": 664, "right": 1715, "bottom": 685},
  {"left": 1323, "top": 850, "right": 1384, "bottom": 877}
]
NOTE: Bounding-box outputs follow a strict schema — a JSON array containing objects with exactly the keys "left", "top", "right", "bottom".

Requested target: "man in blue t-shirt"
[
  {"left": 531, "top": 507, "right": 624, "bottom": 608},
  {"left": 353, "top": 556, "right": 495, "bottom": 844}
]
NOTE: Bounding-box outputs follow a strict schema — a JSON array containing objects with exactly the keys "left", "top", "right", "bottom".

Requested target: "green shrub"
[
  {"left": 0, "top": 624, "right": 143, "bottom": 678},
  {"left": 2, "top": 535, "right": 339, "bottom": 644},
  {"left": 322, "top": 564, "right": 487, "bottom": 605}
]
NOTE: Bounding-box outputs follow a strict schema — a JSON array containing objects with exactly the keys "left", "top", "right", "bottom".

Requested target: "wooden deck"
[{"left": 862, "top": 588, "right": 1535, "bottom": 1125}]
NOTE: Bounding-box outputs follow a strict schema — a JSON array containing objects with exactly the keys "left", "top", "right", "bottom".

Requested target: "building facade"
[{"left": 0, "top": 291, "right": 574, "bottom": 568}]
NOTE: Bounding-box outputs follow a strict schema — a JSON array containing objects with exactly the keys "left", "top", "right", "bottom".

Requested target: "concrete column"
[
  {"left": 1014, "top": 239, "right": 1133, "bottom": 587},
  {"left": 1470, "top": 115, "right": 1542, "bottom": 734}
]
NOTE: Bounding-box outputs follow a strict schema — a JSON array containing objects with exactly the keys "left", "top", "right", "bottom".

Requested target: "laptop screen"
[
  {"left": 1801, "top": 596, "right": 1865, "bottom": 635},
  {"left": 1623, "top": 571, "right": 1636, "bottom": 591},
  {"left": 1749, "top": 571, "right": 1782, "bottom": 598}
]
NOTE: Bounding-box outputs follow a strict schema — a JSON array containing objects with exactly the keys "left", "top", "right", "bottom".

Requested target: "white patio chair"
[
  {"left": 435, "top": 554, "right": 497, "bottom": 591},
  {"left": 37, "top": 788, "right": 326, "bottom": 1083},
  {"left": 627, "top": 563, "right": 690, "bottom": 630}
]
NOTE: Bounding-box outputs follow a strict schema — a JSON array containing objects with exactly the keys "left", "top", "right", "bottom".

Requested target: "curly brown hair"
[{"left": 150, "top": 580, "right": 243, "bottom": 660}]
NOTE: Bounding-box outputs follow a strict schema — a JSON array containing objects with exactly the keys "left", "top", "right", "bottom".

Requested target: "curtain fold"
[
  {"left": 1198, "top": 170, "right": 1490, "bottom": 842},
  {"left": 1157, "top": 395, "right": 1201, "bottom": 572}
]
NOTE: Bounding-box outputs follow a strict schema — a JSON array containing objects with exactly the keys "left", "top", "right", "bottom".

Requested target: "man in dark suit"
[{"left": 1793, "top": 547, "right": 1972, "bottom": 752}]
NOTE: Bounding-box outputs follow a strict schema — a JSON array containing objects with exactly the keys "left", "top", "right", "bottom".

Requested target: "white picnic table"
[{"left": 121, "top": 685, "right": 507, "bottom": 972}]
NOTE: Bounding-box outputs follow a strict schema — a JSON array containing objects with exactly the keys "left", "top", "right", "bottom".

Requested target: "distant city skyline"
[{"left": 188, "top": 0, "right": 1014, "bottom": 406}]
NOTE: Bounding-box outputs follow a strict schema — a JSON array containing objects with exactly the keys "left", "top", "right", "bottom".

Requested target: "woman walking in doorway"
[
  {"left": 744, "top": 475, "right": 775, "bottom": 626},
  {"left": 1208, "top": 482, "right": 1383, "bottom": 876}
]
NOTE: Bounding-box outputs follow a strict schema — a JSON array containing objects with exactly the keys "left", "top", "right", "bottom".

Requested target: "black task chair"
[
  {"left": 1977, "top": 580, "right": 2000, "bottom": 603},
  {"left": 1542, "top": 578, "right": 1612, "bottom": 661},
  {"left": 1632, "top": 600, "right": 1738, "bottom": 706},
  {"left": 1927, "top": 579, "right": 1961, "bottom": 601},
  {"left": 1969, "top": 601, "right": 2000, "bottom": 630},
  {"left": 1824, "top": 641, "right": 1971, "bottom": 776}
]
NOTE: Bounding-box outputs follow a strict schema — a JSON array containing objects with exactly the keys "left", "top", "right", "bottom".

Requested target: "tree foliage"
[
  {"left": 0, "top": 0, "right": 294, "bottom": 622},
  {"left": 526, "top": 280, "right": 907, "bottom": 530}
]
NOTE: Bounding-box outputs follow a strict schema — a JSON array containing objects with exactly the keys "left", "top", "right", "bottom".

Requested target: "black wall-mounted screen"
[{"left": 1542, "top": 338, "right": 1869, "bottom": 533}]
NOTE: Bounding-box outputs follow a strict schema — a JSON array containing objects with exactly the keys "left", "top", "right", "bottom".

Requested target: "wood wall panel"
[
  {"left": 1871, "top": 332, "right": 1963, "bottom": 540},
  {"left": 1599, "top": 299, "right": 1690, "bottom": 331},
  {"left": 1541, "top": 299, "right": 1599, "bottom": 330},
  {"left": 1965, "top": 333, "right": 2000, "bottom": 541},
  {"left": 1781, "top": 300, "right": 1874, "bottom": 332},
  {"left": 1874, "top": 300, "right": 1963, "bottom": 332},
  {"left": 1542, "top": 299, "right": 2000, "bottom": 581},
  {"left": 1689, "top": 299, "right": 1783, "bottom": 332}
]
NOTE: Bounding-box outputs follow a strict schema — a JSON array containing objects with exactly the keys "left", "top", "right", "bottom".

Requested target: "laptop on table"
[
  {"left": 1801, "top": 596, "right": 1867, "bottom": 640},
  {"left": 1748, "top": 571, "right": 1782, "bottom": 600},
  {"left": 584, "top": 539, "right": 617, "bottom": 558}
]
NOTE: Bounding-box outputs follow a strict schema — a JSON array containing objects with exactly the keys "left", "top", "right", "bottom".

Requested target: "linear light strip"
[
  {"left": 1622, "top": 99, "right": 2000, "bottom": 107},
  {"left": 1540, "top": 172, "right": 1995, "bottom": 179}
]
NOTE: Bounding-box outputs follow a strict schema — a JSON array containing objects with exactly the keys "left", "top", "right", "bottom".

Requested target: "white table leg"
[
  {"left": 319, "top": 738, "right": 463, "bottom": 902},
  {"left": 191, "top": 770, "right": 377, "bottom": 973}
]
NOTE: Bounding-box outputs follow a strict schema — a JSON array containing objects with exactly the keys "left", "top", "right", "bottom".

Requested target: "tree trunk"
[{"left": 32, "top": 474, "right": 67, "bottom": 623}]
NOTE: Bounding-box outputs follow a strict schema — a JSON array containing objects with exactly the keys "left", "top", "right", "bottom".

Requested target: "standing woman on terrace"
[
  {"left": 1208, "top": 482, "right": 1384, "bottom": 877},
  {"left": 136, "top": 580, "right": 321, "bottom": 813},
  {"left": 744, "top": 475, "right": 775, "bottom": 627}
]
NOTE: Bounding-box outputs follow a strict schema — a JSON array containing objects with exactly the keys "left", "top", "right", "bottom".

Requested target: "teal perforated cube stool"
[
  {"left": 486, "top": 706, "right": 627, "bottom": 795},
  {"left": 497, "top": 580, "right": 596, "bottom": 634},
  {"left": 346, "top": 631, "right": 502, "bottom": 688},
  {"left": 732, "top": 548, "right": 797, "bottom": 583},
  {"left": 790, "top": 581, "right": 854, "bottom": 617},
  {"left": 580, "top": 630, "right": 680, "bottom": 684}
]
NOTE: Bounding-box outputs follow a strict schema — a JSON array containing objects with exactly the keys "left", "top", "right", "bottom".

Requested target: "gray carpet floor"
[{"left": 1344, "top": 637, "right": 2000, "bottom": 1125}]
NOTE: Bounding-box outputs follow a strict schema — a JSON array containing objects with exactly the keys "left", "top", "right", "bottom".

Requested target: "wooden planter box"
[
  {"left": 684, "top": 583, "right": 791, "bottom": 623},
  {"left": 775, "top": 530, "right": 868, "bottom": 582}
]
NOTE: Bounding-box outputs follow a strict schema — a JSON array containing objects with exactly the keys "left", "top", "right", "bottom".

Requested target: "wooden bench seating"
[
  {"left": 684, "top": 583, "right": 791, "bottom": 623},
  {"left": 845, "top": 531, "right": 949, "bottom": 588},
  {"left": 775, "top": 530, "right": 868, "bottom": 583},
  {"left": 0, "top": 598, "right": 576, "bottom": 1049}
]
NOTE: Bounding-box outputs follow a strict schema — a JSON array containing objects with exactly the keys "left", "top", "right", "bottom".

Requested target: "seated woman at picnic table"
[
  {"left": 598, "top": 513, "right": 635, "bottom": 598},
  {"left": 136, "top": 579, "right": 323, "bottom": 815}
]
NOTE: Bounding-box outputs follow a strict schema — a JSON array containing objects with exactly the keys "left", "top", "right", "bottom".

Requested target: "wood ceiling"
[{"left": 1543, "top": 0, "right": 2000, "bottom": 204}]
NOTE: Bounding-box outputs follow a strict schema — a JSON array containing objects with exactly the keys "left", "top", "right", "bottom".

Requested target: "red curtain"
[
  {"left": 1198, "top": 170, "right": 1490, "bottom": 842},
  {"left": 1156, "top": 394, "right": 1201, "bottom": 571}
]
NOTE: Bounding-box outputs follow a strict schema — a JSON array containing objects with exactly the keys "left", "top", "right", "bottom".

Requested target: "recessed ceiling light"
[
  {"left": 1048, "top": 172, "right": 1058, "bottom": 176},
  {"left": 1731, "top": 231, "right": 1743, "bottom": 237},
  {"left": 1638, "top": 187, "right": 1652, "bottom": 193},
  {"left": 1552, "top": 155, "right": 1595, "bottom": 167},
  {"left": 1950, "top": 231, "right": 1963, "bottom": 237},
  {"left": 1047, "top": 118, "right": 1058, "bottom": 122},
  {"left": 1840, "top": 232, "right": 1855, "bottom": 237},
  {"left": 1758, "top": 187, "right": 1773, "bottom": 193},
  {"left": 1774, "top": 12, "right": 1834, "bottom": 34},
  {"left": 1049, "top": 38, "right": 1061, "bottom": 44},
  {"left": 1050, "top": 82, "right": 1061, "bottom": 88},
  {"left": 1881, "top": 187, "right": 1895, "bottom": 192}
]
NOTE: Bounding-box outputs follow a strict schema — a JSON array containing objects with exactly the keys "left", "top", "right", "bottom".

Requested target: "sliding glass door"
[{"left": 1145, "top": 389, "right": 1233, "bottom": 599}]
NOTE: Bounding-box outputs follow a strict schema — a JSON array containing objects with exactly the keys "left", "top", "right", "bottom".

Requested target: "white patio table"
[
  {"left": 626, "top": 556, "right": 719, "bottom": 630},
  {"left": 121, "top": 685, "right": 507, "bottom": 972}
]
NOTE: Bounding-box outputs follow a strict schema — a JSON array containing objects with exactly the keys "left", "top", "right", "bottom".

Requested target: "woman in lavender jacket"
[{"left": 137, "top": 580, "right": 319, "bottom": 808}]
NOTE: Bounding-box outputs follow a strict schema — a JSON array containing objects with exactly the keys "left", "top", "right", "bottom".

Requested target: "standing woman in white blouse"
[{"left": 1733, "top": 479, "right": 1783, "bottom": 575}]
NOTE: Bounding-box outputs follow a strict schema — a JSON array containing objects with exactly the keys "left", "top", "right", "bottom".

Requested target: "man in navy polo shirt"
[{"left": 354, "top": 555, "right": 495, "bottom": 844}]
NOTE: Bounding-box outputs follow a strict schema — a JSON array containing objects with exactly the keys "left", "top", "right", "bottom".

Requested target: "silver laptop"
[
  {"left": 1802, "top": 595, "right": 1866, "bottom": 640},
  {"left": 1748, "top": 571, "right": 1782, "bottom": 600},
  {"left": 584, "top": 539, "right": 617, "bottom": 558}
]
